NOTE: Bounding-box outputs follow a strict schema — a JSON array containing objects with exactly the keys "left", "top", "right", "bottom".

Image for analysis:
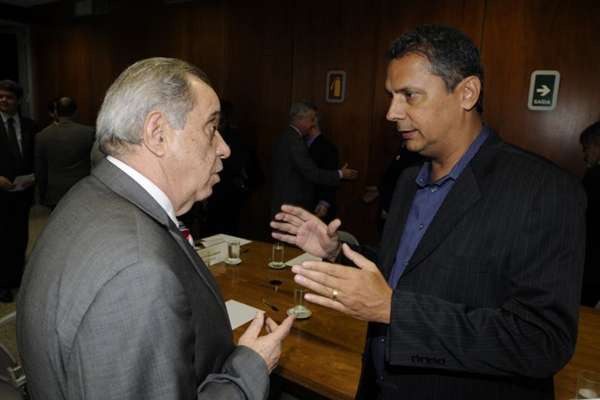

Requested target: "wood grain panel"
[{"left": 482, "top": 0, "right": 600, "bottom": 176}]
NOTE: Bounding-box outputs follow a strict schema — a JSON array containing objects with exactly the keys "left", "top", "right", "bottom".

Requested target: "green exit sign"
[{"left": 528, "top": 70, "right": 560, "bottom": 111}]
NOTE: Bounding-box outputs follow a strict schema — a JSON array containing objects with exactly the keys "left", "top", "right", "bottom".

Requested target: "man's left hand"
[{"left": 291, "top": 243, "right": 392, "bottom": 323}]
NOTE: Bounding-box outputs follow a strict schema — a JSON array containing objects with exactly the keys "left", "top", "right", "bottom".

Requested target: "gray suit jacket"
[
  {"left": 271, "top": 126, "right": 340, "bottom": 217},
  {"left": 34, "top": 120, "right": 95, "bottom": 207},
  {"left": 17, "top": 160, "right": 268, "bottom": 400}
]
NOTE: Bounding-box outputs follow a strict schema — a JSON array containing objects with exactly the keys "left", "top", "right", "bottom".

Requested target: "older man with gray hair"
[{"left": 18, "top": 57, "right": 294, "bottom": 400}]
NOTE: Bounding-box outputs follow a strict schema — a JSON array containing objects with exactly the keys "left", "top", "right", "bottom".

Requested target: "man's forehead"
[{"left": 190, "top": 77, "right": 219, "bottom": 116}]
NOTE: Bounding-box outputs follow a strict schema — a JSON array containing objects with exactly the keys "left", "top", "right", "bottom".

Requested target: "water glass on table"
[
  {"left": 577, "top": 370, "right": 600, "bottom": 399},
  {"left": 225, "top": 240, "right": 241, "bottom": 265},
  {"left": 269, "top": 242, "right": 285, "bottom": 269}
]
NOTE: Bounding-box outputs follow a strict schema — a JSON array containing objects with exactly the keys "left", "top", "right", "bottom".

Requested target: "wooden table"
[
  {"left": 211, "top": 240, "right": 366, "bottom": 399},
  {"left": 555, "top": 306, "right": 600, "bottom": 400},
  {"left": 209, "top": 240, "right": 600, "bottom": 399}
]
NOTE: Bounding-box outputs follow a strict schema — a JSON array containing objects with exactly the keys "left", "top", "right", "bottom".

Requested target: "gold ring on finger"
[{"left": 331, "top": 289, "right": 339, "bottom": 301}]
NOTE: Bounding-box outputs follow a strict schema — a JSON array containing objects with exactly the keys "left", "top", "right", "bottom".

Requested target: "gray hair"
[
  {"left": 96, "top": 57, "right": 210, "bottom": 156},
  {"left": 289, "top": 101, "right": 317, "bottom": 123}
]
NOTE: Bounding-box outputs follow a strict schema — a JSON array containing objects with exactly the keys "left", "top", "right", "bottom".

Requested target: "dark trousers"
[{"left": 0, "top": 188, "right": 33, "bottom": 289}]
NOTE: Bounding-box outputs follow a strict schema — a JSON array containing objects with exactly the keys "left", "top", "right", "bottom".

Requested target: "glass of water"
[
  {"left": 577, "top": 370, "right": 600, "bottom": 399},
  {"left": 225, "top": 240, "right": 241, "bottom": 265},
  {"left": 269, "top": 242, "right": 285, "bottom": 269}
]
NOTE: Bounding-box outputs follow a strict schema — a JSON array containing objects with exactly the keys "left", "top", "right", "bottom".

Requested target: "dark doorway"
[{"left": 0, "top": 33, "right": 19, "bottom": 81}]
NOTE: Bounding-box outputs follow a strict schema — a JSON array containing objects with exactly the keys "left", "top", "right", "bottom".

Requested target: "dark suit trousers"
[{"left": 0, "top": 188, "right": 33, "bottom": 289}]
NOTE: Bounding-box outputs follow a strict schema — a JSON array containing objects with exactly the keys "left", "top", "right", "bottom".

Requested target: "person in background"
[
  {"left": 18, "top": 57, "right": 294, "bottom": 400},
  {"left": 35, "top": 96, "right": 95, "bottom": 210},
  {"left": 580, "top": 120, "right": 600, "bottom": 307},
  {"left": 271, "top": 101, "right": 357, "bottom": 219},
  {"left": 203, "top": 100, "right": 263, "bottom": 235},
  {"left": 272, "top": 25, "right": 585, "bottom": 399},
  {"left": 0, "top": 79, "right": 38, "bottom": 303}
]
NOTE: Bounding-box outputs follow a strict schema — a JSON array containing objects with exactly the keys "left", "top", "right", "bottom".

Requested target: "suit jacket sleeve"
[
  {"left": 66, "top": 260, "right": 268, "bottom": 400},
  {"left": 289, "top": 133, "right": 340, "bottom": 187},
  {"left": 384, "top": 167, "right": 586, "bottom": 378}
]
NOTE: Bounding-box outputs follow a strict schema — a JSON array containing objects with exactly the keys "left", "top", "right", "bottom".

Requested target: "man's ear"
[
  {"left": 457, "top": 75, "right": 482, "bottom": 111},
  {"left": 142, "top": 111, "right": 169, "bottom": 157}
]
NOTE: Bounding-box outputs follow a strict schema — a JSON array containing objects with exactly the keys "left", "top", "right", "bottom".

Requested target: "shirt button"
[
  {"left": 419, "top": 223, "right": 424, "bottom": 230},
  {"left": 404, "top": 261, "right": 409, "bottom": 266},
  {"left": 431, "top": 187, "right": 438, "bottom": 193},
  {"left": 380, "top": 338, "right": 385, "bottom": 343}
]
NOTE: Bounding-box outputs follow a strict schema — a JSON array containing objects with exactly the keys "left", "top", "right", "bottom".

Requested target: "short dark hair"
[
  {"left": 0, "top": 80, "right": 24, "bottom": 99},
  {"left": 388, "top": 24, "right": 484, "bottom": 113},
  {"left": 580, "top": 121, "right": 600, "bottom": 146},
  {"left": 56, "top": 97, "right": 78, "bottom": 117}
]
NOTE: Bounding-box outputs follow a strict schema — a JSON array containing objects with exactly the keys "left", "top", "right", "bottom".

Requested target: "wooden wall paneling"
[
  {"left": 482, "top": 0, "right": 600, "bottom": 176},
  {"left": 186, "top": 2, "right": 226, "bottom": 94},
  {"left": 224, "top": 0, "right": 294, "bottom": 240},
  {"left": 290, "top": 0, "right": 381, "bottom": 242}
]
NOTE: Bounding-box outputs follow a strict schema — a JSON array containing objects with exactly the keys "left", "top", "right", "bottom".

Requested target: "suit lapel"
[
  {"left": 379, "top": 166, "right": 420, "bottom": 279},
  {"left": 404, "top": 160, "right": 481, "bottom": 274},
  {"left": 91, "top": 160, "right": 227, "bottom": 315}
]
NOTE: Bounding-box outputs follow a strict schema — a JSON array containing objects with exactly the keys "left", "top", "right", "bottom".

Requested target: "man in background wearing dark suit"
[
  {"left": 35, "top": 96, "right": 95, "bottom": 209},
  {"left": 272, "top": 25, "right": 585, "bottom": 399},
  {"left": 271, "top": 101, "right": 357, "bottom": 218},
  {"left": 0, "top": 80, "right": 37, "bottom": 303},
  {"left": 306, "top": 120, "right": 340, "bottom": 222}
]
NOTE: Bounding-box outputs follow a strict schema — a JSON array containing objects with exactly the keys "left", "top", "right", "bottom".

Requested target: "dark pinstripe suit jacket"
[{"left": 357, "top": 132, "right": 586, "bottom": 400}]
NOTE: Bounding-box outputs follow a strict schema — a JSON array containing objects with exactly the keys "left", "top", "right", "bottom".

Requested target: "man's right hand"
[
  {"left": 340, "top": 163, "right": 358, "bottom": 180},
  {"left": 238, "top": 312, "right": 295, "bottom": 373},
  {"left": 271, "top": 205, "right": 341, "bottom": 260},
  {"left": 0, "top": 176, "right": 14, "bottom": 191}
]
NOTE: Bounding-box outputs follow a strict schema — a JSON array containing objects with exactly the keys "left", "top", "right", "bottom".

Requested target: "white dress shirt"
[{"left": 107, "top": 156, "right": 178, "bottom": 225}]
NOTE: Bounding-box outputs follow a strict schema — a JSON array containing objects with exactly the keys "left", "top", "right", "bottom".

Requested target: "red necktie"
[{"left": 177, "top": 222, "right": 194, "bottom": 246}]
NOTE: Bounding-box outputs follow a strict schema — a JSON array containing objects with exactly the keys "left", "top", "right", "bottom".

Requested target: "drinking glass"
[{"left": 577, "top": 370, "right": 600, "bottom": 399}]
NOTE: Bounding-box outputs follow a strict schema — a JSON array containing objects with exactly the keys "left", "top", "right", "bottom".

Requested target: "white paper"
[
  {"left": 196, "top": 242, "right": 228, "bottom": 266},
  {"left": 285, "top": 252, "right": 322, "bottom": 266},
  {"left": 9, "top": 173, "right": 35, "bottom": 192},
  {"left": 225, "top": 299, "right": 262, "bottom": 330},
  {"left": 200, "top": 233, "right": 252, "bottom": 248}
]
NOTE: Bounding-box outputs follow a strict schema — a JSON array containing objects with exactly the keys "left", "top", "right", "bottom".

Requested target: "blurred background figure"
[
  {"left": 363, "top": 146, "right": 423, "bottom": 235},
  {"left": 0, "top": 79, "right": 38, "bottom": 303},
  {"left": 271, "top": 101, "right": 357, "bottom": 219},
  {"left": 306, "top": 118, "right": 340, "bottom": 223},
  {"left": 580, "top": 120, "right": 600, "bottom": 307},
  {"left": 35, "top": 96, "right": 95, "bottom": 210},
  {"left": 203, "top": 100, "right": 263, "bottom": 235}
]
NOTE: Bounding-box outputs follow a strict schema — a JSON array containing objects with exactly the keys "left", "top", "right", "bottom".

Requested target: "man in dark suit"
[
  {"left": 271, "top": 25, "right": 585, "bottom": 399},
  {"left": 0, "top": 79, "right": 37, "bottom": 303},
  {"left": 307, "top": 121, "right": 340, "bottom": 222},
  {"left": 271, "top": 101, "right": 357, "bottom": 218},
  {"left": 18, "top": 58, "right": 294, "bottom": 399},
  {"left": 35, "top": 96, "right": 95, "bottom": 209}
]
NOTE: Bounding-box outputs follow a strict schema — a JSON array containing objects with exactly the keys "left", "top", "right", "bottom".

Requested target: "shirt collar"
[
  {"left": 0, "top": 112, "right": 18, "bottom": 124},
  {"left": 306, "top": 132, "right": 321, "bottom": 147},
  {"left": 107, "top": 155, "right": 178, "bottom": 224},
  {"left": 415, "top": 126, "right": 491, "bottom": 188}
]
